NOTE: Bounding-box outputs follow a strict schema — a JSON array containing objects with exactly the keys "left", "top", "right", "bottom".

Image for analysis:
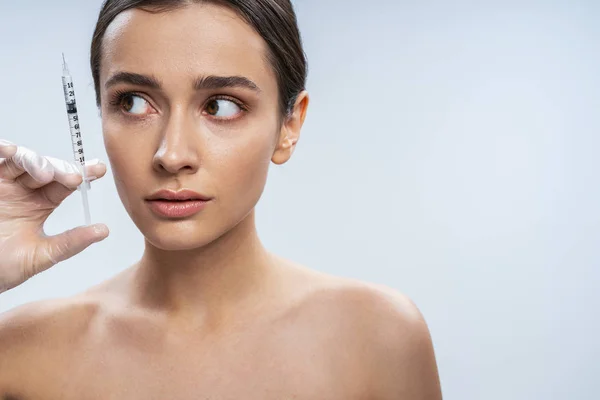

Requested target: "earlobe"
[
  {"left": 271, "top": 132, "right": 295, "bottom": 165},
  {"left": 271, "top": 91, "right": 309, "bottom": 165}
]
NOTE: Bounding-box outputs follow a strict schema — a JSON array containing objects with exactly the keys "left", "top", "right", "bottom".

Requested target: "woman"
[{"left": 0, "top": 0, "right": 442, "bottom": 398}]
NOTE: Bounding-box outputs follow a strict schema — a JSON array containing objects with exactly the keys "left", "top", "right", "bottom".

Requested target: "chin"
[{"left": 142, "top": 224, "right": 220, "bottom": 251}]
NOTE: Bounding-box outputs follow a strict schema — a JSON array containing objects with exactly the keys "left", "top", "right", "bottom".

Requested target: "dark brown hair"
[{"left": 90, "top": 0, "right": 308, "bottom": 119}]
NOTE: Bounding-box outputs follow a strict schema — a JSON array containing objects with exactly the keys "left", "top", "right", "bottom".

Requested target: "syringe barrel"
[
  {"left": 61, "top": 75, "right": 86, "bottom": 166},
  {"left": 62, "top": 74, "right": 90, "bottom": 190}
]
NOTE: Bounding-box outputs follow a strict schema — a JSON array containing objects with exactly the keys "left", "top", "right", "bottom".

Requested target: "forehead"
[{"left": 100, "top": 3, "right": 274, "bottom": 89}]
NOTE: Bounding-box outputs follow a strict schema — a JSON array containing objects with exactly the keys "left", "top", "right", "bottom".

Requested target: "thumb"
[{"left": 35, "top": 224, "right": 109, "bottom": 274}]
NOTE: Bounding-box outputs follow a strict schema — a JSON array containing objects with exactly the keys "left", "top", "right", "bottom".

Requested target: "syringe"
[{"left": 61, "top": 53, "right": 91, "bottom": 226}]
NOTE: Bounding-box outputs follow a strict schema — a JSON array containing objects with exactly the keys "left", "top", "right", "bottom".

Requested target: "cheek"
[
  {"left": 102, "top": 126, "right": 148, "bottom": 211},
  {"left": 215, "top": 134, "right": 274, "bottom": 207}
]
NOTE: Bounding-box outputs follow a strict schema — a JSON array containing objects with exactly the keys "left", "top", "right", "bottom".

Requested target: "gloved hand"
[{"left": 0, "top": 139, "right": 109, "bottom": 294}]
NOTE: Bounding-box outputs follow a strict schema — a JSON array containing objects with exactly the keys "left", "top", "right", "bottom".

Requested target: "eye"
[
  {"left": 119, "top": 94, "right": 151, "bottom": 115},
  {"left": 205, "top": 98, "right": 243, "bottom": 119}
]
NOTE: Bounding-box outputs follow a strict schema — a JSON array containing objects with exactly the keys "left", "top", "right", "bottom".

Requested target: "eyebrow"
[{"left": 105, "top": 72, "right": 261, "bottom": 93}]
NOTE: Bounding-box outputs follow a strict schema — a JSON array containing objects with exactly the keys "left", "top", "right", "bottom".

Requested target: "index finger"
[{"left": 0, "top": 143, "right": 55, "bottom": 183}]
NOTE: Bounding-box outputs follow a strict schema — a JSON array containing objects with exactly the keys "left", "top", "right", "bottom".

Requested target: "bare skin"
[
  {"left": 0, "top": 3, "right": 441, "bottom": 399},
  {"left": 0, "top": 261, "right": 440, "bottom": 399}
]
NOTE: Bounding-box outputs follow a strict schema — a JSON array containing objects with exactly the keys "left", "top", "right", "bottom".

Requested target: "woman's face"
[{"left": 99, "top": 3, "right": 300, "bottom": 250}]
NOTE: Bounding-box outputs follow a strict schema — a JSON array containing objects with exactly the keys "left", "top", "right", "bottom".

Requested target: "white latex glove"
[{"left": 0, "top": 139, "right": 109, "bottom": 294}]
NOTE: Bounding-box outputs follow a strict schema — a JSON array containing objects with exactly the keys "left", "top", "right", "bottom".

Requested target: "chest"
[{"left": 11, "top": 326, "right": 367, "bottom": 400}]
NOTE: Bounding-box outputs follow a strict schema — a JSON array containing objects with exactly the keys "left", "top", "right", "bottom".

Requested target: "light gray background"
[{"left": 1, "top": 1, "right": 598, "bottom": 399}]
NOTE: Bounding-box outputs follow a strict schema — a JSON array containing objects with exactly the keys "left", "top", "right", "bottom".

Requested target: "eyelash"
[{"left": 107, "top": 90, "right": 249, "bottom": 120}]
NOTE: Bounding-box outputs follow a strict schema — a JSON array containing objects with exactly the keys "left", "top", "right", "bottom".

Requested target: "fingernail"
[{"left": 93, "top": 224, "right": 108, "bottom": 237}]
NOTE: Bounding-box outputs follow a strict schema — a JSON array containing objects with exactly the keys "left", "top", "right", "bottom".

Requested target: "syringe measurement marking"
[
  {"left": 62, "top": 53, "right": 92, "bottom": 226},
  {"left": 68, "top": 114, "right": 84, "bottom": 163},
  {"left": 62, "top": 77, "right": 86, "bottom": 165}
]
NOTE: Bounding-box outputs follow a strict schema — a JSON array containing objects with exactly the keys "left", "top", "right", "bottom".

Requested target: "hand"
[{"left": 0, "top": 139, "right": 109, "bottom": 294}]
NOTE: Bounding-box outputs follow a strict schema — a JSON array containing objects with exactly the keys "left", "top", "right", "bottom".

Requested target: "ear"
[{"left": 272, "top": 90, "right": 309, "bottom": 165}]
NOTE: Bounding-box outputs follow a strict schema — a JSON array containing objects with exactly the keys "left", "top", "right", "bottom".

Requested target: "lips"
[
  {"left": 145, "top": 189, "right": 212, "bottom": 218},
  {"left": 146, "top": 189, "right": 211, "bottom": 202}
]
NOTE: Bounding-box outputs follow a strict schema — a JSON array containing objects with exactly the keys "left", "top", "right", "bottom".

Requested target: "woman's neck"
[{"left": 126, "top": 210, "right": 277, "bottom": 329}]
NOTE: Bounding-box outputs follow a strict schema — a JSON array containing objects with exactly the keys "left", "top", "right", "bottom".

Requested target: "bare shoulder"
[
  {"left": 0, "top": 294, "right": 102, "bottom": 385},
  {"left": 329, "top": 280, "right": 442, "bottom": 399},
  {"left": 282, "top": 262, "right": 428, "bottom": 332},
  {"left": 0, "top": 295, "right": 101, "bottom": 346},
  {"left": 280, "top": 263, "right": 442, "bottom": 399}
]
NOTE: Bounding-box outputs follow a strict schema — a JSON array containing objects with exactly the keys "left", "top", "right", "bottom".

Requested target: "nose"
[{"left": 152, "top": 110, "right": 201, "bottom": 175}]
